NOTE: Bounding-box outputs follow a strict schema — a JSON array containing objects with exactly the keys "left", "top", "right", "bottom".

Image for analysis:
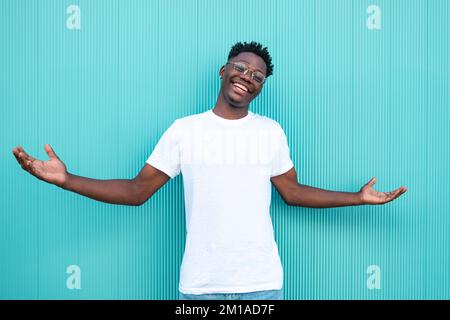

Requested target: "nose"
[{"left": 240, "top": 71, "right": 252, "bottom": 83}]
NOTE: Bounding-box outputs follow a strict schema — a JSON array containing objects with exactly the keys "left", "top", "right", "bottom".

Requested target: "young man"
[{"left": 12, "top": 41, "right": 407, "bottom": 300}]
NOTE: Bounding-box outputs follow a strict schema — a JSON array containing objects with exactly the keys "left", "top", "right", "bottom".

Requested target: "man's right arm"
[
  {"left": 62, "top": 164, "right": 170, "bottom": 206},
  {"left": 13, "top": 144, "right": 170, "bottom": 206}
]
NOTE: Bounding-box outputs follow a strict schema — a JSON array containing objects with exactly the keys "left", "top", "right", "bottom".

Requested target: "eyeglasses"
[{"left": 226, "top": 61, "right": 266, "bottom": 84}]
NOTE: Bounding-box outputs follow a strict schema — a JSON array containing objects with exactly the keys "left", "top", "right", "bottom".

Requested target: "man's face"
[{"left": 220, "top": 52, "right": 267, "bottom": 108}]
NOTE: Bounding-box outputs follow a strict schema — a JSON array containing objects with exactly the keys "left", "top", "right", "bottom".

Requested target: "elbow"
[
  {"left": 282, "top": 190, "right": 306, "bottom": 207},
  {"left": 132, "top": 197, "right": 147, "bottom": 207},
  {"left": 133, "top": 192, "right": 154, "bottom": 206},
  {"left": 130, "top": 181, "right": 149, "bottom": 207},
  {"left": 285, "top": 198, "right": 295, "bottom": 206},
  {"left": 283, "top": 184, "right": 306, "bottom": 207},
  {"left": 281, "top": 193, "right": 294, "bottom": 206}
]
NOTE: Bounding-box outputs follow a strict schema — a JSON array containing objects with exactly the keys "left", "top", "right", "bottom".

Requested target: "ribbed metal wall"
[{"left": 1, "top": 0, "right": 449, "bottom": 299}]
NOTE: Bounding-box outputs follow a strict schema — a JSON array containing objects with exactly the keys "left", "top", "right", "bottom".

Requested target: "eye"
[
  {"left": 253, "top": 72, "right": 265, "bottom": 84},
  {"left": 234, "top": 63, "right": 246, "bottom": 72}
]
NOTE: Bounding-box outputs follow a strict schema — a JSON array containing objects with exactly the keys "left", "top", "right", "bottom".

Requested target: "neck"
[{"left": 213, "top": 89, "right": 249, "bottom": 120}]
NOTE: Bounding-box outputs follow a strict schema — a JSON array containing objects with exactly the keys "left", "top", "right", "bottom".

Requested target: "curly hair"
[{"left": 227, "top": 41, "right": 274, "bottom": 77}]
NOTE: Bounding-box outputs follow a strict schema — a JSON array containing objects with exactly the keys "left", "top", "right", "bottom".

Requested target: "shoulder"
[
  {"left": 172, "top": 110, "right": 209, "bottom": 127},
  {"left": 251, "top": 112, "right": 285, "bottom": 132},
  {"left": 158, "top": 112, "right": 204, "bottom": 136}
]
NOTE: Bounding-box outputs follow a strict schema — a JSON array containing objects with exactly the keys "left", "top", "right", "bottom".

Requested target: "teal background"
[{"left": 1, "top": 0, "right": 449, "bottom": 299}]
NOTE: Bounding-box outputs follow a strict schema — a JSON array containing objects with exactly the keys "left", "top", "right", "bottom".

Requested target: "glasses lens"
[
  {"left": 233, "top": 63, "right": 247, "bottom": 73},
  {"left": 253, "top": 72, "right": 265, "bottom": 84}
]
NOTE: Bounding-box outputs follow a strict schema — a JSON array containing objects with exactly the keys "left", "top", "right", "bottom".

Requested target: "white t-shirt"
[{"left": 146, "top": 108, "right": 294, "bottom": 294}]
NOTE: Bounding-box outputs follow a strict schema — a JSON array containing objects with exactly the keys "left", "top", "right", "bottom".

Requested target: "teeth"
[{"left": 233, "top": 83, "right": 248, "bottom": 92}]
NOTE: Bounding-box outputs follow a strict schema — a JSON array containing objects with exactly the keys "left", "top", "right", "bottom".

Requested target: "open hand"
[
  {"left": 12, "top": 144, "right": 68, "bottom": 188},
  {"left": 359, "top": 177, "right": 407, "bottom": 205}
]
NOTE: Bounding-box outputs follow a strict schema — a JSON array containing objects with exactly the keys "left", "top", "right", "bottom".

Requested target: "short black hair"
[{"left": 227, "top": 41, "right": 274, "bottom": 77}]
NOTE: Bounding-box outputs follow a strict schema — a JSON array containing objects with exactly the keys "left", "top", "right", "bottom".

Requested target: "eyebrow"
[{"left": 235, "top": 60, "right": 265, "bottom": 74}]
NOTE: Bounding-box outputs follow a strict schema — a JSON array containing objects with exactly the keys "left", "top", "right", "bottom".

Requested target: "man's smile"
[{"left": 231, "top": 79, "right": 252, "bottom": 95}]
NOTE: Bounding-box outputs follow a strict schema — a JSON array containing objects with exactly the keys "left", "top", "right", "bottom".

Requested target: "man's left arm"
[{"left": 271, "top": 167, "right": 407, "bottom": 208}]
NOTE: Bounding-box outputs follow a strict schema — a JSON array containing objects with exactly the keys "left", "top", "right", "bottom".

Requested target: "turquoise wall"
[{"left": 1, "top": 0, "right": 449, "bottom": 299}]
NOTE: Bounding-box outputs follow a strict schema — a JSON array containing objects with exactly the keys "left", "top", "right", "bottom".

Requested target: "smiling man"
[{"left": 12, "top": 41, "right": 407, "bottom": 301}]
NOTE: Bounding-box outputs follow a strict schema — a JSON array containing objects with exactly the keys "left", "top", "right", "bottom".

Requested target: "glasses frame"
[{"left": 226, "top": 61, "right": 266, "bottom": 84}]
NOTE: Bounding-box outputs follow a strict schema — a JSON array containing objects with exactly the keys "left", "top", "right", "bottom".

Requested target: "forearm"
[
  {"left": 288, "top": 183, "right": 363, "bottom": 208},
  {"left": 61, "top": 173, "right": 141, "bottom": 206}
]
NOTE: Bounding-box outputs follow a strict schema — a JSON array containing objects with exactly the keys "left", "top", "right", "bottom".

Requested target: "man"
[{"left": 12, "top": 41, "right": 407, "bottom": 300}]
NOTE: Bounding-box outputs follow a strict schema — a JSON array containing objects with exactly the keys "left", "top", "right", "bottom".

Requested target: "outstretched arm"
[
  {"left": 12, "top": 144, "right": 170, "bottom": 206},
  {"left": 271, "top": 167, "right": 407, "bottom": 208}
]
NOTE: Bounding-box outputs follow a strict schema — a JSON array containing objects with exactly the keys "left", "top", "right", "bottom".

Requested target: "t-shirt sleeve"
[
  {"left": 146, "top": 120, "right": 181, "bottom": 179},
  {"left": 270, "top": 124, "right": 294, "bottom": 177}
]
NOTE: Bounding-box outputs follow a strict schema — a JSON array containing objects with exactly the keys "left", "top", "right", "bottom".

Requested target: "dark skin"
[{"left": 12, "top": 51, "right": 407, "bottom": 207}]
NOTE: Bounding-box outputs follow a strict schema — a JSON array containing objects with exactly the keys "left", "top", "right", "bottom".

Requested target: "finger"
[
  {"left": 44, "top": 144, "right": 59, "bottom": 160},
  {"left": 17, "top": 152, "right": 32, "bottom": 172},
  {"left": 17, "top": 146, "right": 37, "bottom": 163},
  {"left": 17, "top": 146, "right": 30, "bottom": 158},
  {"left": 18, "top": 151, "right": 29, "bottom": 163},
  {"left": 393, "top": 187, "right": 408, "bottom": 196},
  {"left": 385, "top": 188, "right": 404, "bottom": 202},
  {"left": 13, "top": 147, "right": 24, "bottom": 165},
  {"left": 17, "top": 151, "right": 26, "bottom": 165},
  {"left": 12, "top": 147, "right": 24, "bottom": 164},
  {"left": 13, "top": 150, "right": 23, "bottom": 166},
  {"left": 27, "top": 161, "right": 40, "bottom": 178},
  {"left": 17, "top": 150, "right": 37, "bottom": 174},
  {"left": 12, "top": 147, "right": 21, "bottom": 163},
  {"left": 391, "top": 189, "right": 402, "bottom": 199},
  {"left": 397, "top": 187, "right": 408, "bottom": 197},
  {"left": 365, "top": 177, "right": 377, "bottom": 188},
  {"left": 17, "top": 156, "right": 30, "bottom": 172}
]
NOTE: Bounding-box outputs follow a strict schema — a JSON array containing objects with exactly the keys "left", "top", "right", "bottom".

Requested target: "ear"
[{"left": 219, "top": 65, "right": 225, "bottom": 78}]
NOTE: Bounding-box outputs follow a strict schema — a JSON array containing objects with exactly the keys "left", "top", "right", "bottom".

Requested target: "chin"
[
  {"left": 229, "top": 103, "right": 247, "bottom": 109},
  {"left": 222, "top": 88, "right": 253, "bottom": 107},
  {"left": 225, "top": 95, "right": 249, "bottom": 108}
]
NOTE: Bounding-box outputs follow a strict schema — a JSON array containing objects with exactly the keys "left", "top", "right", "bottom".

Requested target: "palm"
[
  {"left": 31, "top": 158, "right": 67, "bottom": 185},
  {"left": 13, "top": 144, "right": 68, "bottom": 187},
  {"left": 359, "top": 177, "right": 407, "bottom": 205}
]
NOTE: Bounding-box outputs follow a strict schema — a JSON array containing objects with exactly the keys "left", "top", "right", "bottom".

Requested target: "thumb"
[
  {"left": 44, "top": 144, "right": 59, "bottom": 160},
  {"left": 366, "top": 177, "right": 377, "bottom": 187}
]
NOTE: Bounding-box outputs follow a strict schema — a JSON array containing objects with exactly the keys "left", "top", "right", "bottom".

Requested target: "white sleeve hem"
[
  {"left": 146, "top": 159, "right": 179, "bottom": 179},
  {"left": 270, "top": 162, "right": 294, "bottom": 178}
]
